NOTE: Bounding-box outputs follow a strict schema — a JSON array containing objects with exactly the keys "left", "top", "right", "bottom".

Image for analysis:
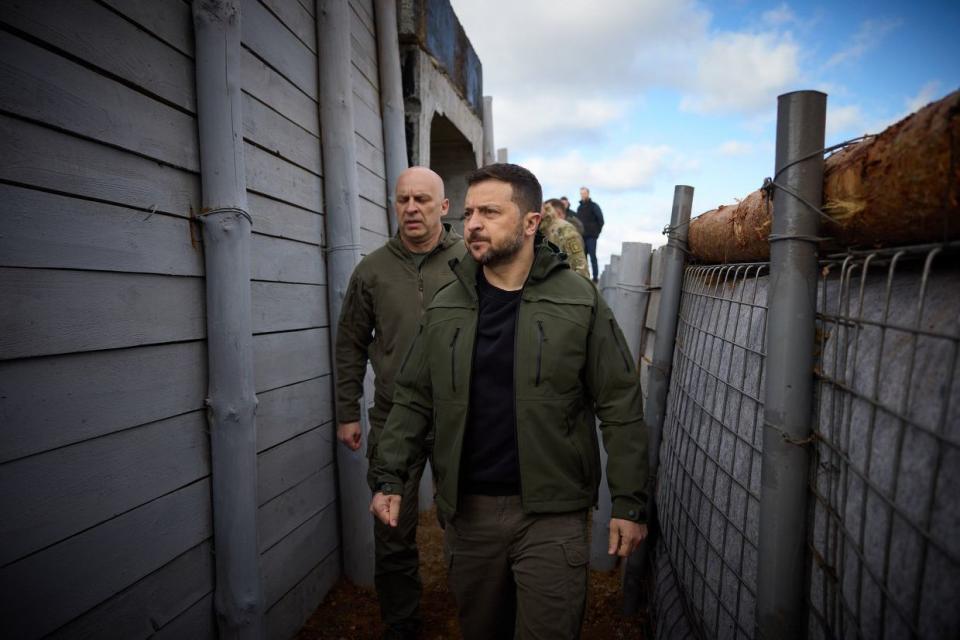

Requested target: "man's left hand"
[{"left": 608, "top": 518, "right": 648, "bottom": 557}]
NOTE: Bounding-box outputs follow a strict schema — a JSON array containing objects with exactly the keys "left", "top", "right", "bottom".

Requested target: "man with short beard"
[{"left": 368, "top": 164, "right": 649, "bottom": 639}]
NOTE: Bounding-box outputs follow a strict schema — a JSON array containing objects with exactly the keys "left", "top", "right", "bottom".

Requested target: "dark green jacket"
[
  {"left": 372, "top": 242, "right": 649, "bottom": 523},
  {"left": 334, "top": 224, "right": 464, "bottom": 433}
]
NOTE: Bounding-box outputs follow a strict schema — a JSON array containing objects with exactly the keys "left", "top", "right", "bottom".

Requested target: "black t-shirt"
[{"left": 460, "top": 269, "right": 522, "bottom": 496}]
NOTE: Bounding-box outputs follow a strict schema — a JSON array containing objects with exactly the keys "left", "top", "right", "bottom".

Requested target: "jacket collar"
[
  {"left": 448, "top": 235, "right": 569, "bottom": 302},
  {"left": 388, "top": 223, "right": 462, "bottom": 260}
]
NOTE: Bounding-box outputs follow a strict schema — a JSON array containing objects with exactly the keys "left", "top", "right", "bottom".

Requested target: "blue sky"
[{"left": 450, "top": 0, "right": 960, "bottom": 269}]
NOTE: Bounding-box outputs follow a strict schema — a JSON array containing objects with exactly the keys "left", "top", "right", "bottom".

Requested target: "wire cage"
[
  {"left": 808, "top": 243, "right": 960, "bottom": 640},
  {"left": 656, "top": 263, "right": 770, "bottom": 640}
]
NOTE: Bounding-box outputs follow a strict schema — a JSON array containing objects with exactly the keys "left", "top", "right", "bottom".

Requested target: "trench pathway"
[{"left": 298, "top": 508, "right": 647, "bottom": 639}]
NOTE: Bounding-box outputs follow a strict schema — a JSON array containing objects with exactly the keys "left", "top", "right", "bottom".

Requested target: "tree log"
[{"left": 688, "top": 90, "right": 960, "bottom": 263}]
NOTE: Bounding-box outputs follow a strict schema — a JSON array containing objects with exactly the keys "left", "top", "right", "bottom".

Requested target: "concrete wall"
[{"left": 399, "top": 0, "right": 484, "bottom": 232}]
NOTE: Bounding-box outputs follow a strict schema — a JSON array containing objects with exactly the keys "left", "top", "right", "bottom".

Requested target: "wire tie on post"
[{"left": 197, "top": 206, "right": 253, "bottom": 225}]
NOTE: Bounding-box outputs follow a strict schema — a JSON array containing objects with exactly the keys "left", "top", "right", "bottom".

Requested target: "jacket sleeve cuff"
[
  {"left": 335, "top": 403, "right": 361, "bottom": 424},
  {"left": 369, "top": 472, "right": 404, "bottom": 495},
  {"left": 611, "top": 498, "right": 647, "bottom": 523}
]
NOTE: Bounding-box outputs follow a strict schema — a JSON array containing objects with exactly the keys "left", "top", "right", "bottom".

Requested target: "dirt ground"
[{"left": 298, "top": 509, "right": 647, "bottom": 639}]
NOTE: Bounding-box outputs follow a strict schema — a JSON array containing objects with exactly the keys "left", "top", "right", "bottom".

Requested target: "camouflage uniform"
[{"left": 540, "top": 214, "right": 590, "bottom": 279}]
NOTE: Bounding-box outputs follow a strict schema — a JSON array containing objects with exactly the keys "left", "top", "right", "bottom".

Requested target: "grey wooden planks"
[
  {"left": 241, "top": 46, "right": 319, "bottom": 136},
  {"left": 0, "top": 31, "right": 198, "bottom": 171},
  {"left": 99, "top": 0, "right": 195, "bottom": 58},
  {"left": 259, "top": 0, "right": 317, "bottom": 53},
  {"left": 242, "top": 0, "right": 317, "bottom": 99},
  {"left": 0, "top": 341, "right": 207, "bottom": 463},
  {"left": 0, "top": 268, "right": 205, "bottom": 360},
  {"left": 245, "top": 140, "right": 323, "bottom": 213},
  {"left": 0, "top": 480, "right": 212, "bottom": 638},
  {"left": 0, "top": 185, "right": 203, "bottom": 276},
  {"left": 260, "top": 503, "right": 338, "bottom": 606},
  {"left": 0, "top": 114, "right": 198, "bottom": 218},
  {"left": 0, "top": 411, "right": 209, "bottom": 566},
  {"left": 259, "top": 463, "right": 337, "bottom": 552},
  {"left": 243, "top": 91, "right": 322, "bottom": 176},
  {"left": 265, "top": 550, "right": 339, "bottom": 640},
  {"left": 46, "top": 541, "right": 214, "bottom": 640},
  {"left": 251, "top": 232, "right": 326, "bottom": 284},
  {"left": 258, "top": 423, "right": 334, "bottom": 505},
  {"left": 253, "top": 327, "right": 331, "bottom": 392},
  {"left": 257, "top": 376, "right": 333, "bottom": 452}
]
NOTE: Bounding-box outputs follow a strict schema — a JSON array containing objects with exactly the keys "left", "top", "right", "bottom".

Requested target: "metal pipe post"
[
  {"left": 614, "top": 242, "right": 653, "bottom": 362},
  {"left": 645, "top": 186, "right": 693, "bottom": 475},
  {"left": 318, "top": 0, "right": 375, "bottom": 586},
  {"left": 192, "top": 1, "right": 264, "bottom": 636},
  {"left": 622, "top": 185, "right": 693, "bottom": 615},
  {"left": 482, "top": 96, "right": 495, "bottom": 165},
  {"left": 496, "top": 147, "right": 508, "bottom": 163},
  {"left": 375, "top": 0, "right": 406, "bottom": 237},
  {"left": 756, "top": 90, "right": 826, "bottom": 639}
]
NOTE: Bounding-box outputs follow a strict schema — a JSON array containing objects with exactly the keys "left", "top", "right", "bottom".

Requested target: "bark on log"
[{"left": 689, "top": 90, "right": 960, "bottom": 263}]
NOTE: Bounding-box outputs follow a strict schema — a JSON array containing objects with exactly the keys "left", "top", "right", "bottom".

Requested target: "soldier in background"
[
  {"left": 542, "top": 198, "right": 590, "bottom": 279},
  {"left": 560, "top": 195, "right": 585, "bottom": 236}
]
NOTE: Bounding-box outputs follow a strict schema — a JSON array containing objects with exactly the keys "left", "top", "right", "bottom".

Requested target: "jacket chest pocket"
[
  {"left": 528, "top": 306, "right": 590, "bottom": 395},
  {"left": 426, "top": 316, "right": 473, "bottom": 400}
]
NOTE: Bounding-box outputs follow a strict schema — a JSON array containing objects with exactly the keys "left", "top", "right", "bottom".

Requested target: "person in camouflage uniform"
[{"left": 541, "top": 198, "right": 590, "bottom": 279}]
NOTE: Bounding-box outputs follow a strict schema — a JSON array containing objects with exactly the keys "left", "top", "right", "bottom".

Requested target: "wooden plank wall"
[
  {"left": 0, "top": 0, "right": 393, "bottom": 636},
  {"left": 350, "top": 0, "right": 391, "bottom": 253}
]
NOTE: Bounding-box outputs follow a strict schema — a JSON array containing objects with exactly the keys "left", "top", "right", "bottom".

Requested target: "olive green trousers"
[{"left": 444, "top": 495, "right": 589, "bottom": 640}]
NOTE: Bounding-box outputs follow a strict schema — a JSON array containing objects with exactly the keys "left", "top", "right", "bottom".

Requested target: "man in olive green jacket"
[
  {"left": 370, "top": 164, "right": 648, "bottom": 639},
  {"left": 335, "top": 166, "right": 463, "bottom": 639}
]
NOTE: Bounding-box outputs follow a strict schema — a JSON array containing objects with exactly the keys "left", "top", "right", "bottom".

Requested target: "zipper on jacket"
[
  {"left": 610, "top": 318, "right": 632, "bottom": 373},
  {"left": 450, "top": 327, "right": 460, "bottom": 392},
  {"left": 417, "top": 270, "right": 424, "bottom": 313},
  {"left": 535, "top": 320, "right": 546, "bottom": 386}
]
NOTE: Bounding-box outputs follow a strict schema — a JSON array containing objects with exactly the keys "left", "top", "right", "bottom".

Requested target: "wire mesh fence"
[
  {"left": 808, "top": 243, "right": 960, "bottom": 640},
  {"left": 652, "top": 243, "right": 959, "bottom": 639},
  {"left": 656, "top": 264, "right": 770, "bottom": 640}
]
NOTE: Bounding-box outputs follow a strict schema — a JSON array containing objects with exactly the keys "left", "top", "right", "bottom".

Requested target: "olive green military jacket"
[
  {"left": 334, "top": 224, "right": 464, "bottom": 434},
  {"left": 371, "top": 242, "right": 649, "bottom": 523}
]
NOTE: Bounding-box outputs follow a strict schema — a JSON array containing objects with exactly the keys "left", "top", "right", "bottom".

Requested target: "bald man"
[{"left": 335, "top": 167, "right": 464, "bottom": 638}]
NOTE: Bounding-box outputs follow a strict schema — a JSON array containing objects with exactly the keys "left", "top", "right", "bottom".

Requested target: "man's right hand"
[
  {"left": 370, "top": 492, "right": 401, "bottom": 527},
  {"left": 337, "top": 421, "right": 362, "bottom": 451}
]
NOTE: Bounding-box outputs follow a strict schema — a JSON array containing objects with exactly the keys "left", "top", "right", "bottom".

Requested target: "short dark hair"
[
  {"left": 466, "top": 163, "right": 542, "bottom": 216},
  {"left": 544, "top": 198, "right": 564, "bottom": 210}
]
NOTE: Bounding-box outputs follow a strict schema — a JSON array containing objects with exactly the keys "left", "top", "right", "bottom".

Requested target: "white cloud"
[
  {"left": 826, "top": 104, "right": 867, "bottom": 140},
  {"left": 492, "top": 95, "right": 630, "bottom": 147},
  {"left": 451, "top": 0, "right": 803, "bottom": 149},
  {"left": 679, "top": 31, "right": 801, "bottom": 114},
  {"left": 762, "top": 3, "right": 796, "bottom": 26},
  {"left": 905, "top": 80, "right": 942, "bottom": 112},
  {"left": 825, "top": 18, "right": 901, "bottom": 68},
  {"left": 717, "top": 140, "right": 754, "bottom": 156},
  {"left": 524, "top": 145, "right": 696, "bottom": 193}
]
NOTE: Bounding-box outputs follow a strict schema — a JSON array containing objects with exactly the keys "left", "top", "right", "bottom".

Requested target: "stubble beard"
[{"left": 472, "top": 218, "right": 526, "bottom": 267}]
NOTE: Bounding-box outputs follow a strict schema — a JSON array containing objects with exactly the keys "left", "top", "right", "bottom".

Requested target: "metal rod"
[
  {"left": 756, "top": 90, "right": 827, "bottom": 639},
  {"left": 318, "top": 0, "right": 374, "bottom": 586},
  {"left": 622, "top": 185, "right": 693, "bottom": 615},
  {"left": 375, "top": 0, "right": 406, "bottom": 237},
  {"left": 482, "top": 96, "right": 495, "bottom": 165},
  {"left": 192, "top": 1, "right": 264, "bottom": 637}
]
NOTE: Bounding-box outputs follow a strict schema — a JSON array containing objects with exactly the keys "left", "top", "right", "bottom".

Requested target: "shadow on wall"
[{"left": 430, "top": 113, "right": 476, "bottom": 234}]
